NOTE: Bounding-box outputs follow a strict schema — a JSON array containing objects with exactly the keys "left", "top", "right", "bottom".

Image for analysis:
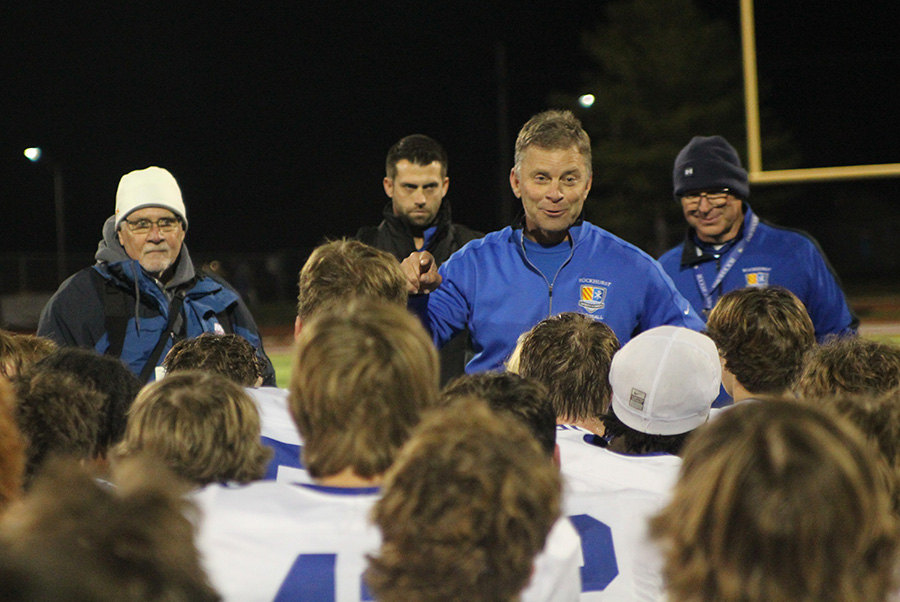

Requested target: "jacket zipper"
[{"left": 519, "top": 231, "right": 576, "bottom": 317}]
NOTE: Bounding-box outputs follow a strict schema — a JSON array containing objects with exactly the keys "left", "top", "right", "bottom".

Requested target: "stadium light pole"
[{"left": 24, "top": 147, "right": 67, "bottom": 284}]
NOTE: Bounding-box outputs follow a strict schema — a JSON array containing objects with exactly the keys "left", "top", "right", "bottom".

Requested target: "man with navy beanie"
[{"left": 658, "top": 135, "right": 856, "bottom": 342}]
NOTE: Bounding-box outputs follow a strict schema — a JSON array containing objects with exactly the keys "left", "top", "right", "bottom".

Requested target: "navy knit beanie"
[{"left": 673, "top": 136, "right": 749, "bottom": 200}]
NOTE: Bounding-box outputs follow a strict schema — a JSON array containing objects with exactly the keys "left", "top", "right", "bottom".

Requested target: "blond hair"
[
  {"left": 297, "top": 239, "right": 407, "bottom": 320},
  {"left": 290, "top": 299, "right": 439, "bottom": 479},
  {"left": 114, "top": 370, "right": 270, "bottom": 484},
  {"left": 0, "top": 331, "right": 58, "bottom": 378}
]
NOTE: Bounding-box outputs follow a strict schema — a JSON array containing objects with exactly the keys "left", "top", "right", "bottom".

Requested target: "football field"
[{"left": 269, "top": 351, "right": 293, "bottom": 389}]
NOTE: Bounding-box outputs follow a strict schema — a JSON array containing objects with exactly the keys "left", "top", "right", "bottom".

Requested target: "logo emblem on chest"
[
  {"left": 579, "top": 285, "right": 607, "bottom": 313},
  {"left": 743, "top": 266, "right": 771, "bottom": 287}
]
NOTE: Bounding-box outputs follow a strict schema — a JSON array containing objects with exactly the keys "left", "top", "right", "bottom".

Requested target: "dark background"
[{"left": 2, "top": 2, "right": 899, "bottom": 291}]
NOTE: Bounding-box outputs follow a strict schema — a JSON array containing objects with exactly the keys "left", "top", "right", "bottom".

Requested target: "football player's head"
[
  {"left": 706, "top": 286, "right": 814, "bottom": 397},
  {"left": 516, "top": 312, "right": 620, "bottom": 424},
  {"left": 296, "top": 239, "right": 407, "bottom": 323},
  {"left": 441, "top": 372, "right": 556, "bottom": 458},
  {"left": 0, "top": 457, "right": 218, "bottom": 601},
  {"left": 290, "top": 299, "right": 439, "bottom": 480},
  {"left": 114, "top": 370, "right": 270, "bottom": 485},
  {"left": 652, "top": 400, "right": 900, "bottom": 602},
  {"left": 367, "top": 398, "right": 561, "bottom": 602},
  {"left": 797, "top": 337, "right": 900, "bottom": 400}
]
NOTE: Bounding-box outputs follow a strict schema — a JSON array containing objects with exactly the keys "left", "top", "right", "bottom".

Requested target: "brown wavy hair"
[
  {"left": 798, "top": 337, "right": 900, "bottom": 399},
  {"left": 367, "top": 398, "right": 561, "bottom": 602},
  {"left": 706, "top": 286, "right": 815, "bottom": 394},
  {"left": 163, "top": 333, "right": 263, "bottom": 386},
  {"left": 651, "top": 400, "right": 900, "bottom": 602},
  {"left": 517, "top": 312, "right": 620, "bottom": 421}
]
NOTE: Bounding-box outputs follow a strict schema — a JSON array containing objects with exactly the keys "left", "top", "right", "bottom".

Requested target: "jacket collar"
[
  {"left": 511, "top": 210, "right": 586, "bottom": 246},
  {"left": 378, "top": 198, "right": 454, "bottom": 239}
]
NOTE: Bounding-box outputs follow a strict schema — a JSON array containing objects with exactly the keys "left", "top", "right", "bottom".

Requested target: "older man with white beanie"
[{"left": 38, "top": 166, "right": 274, "bottom": 384}]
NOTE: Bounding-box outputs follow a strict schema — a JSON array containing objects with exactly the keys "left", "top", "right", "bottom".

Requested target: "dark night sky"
[{"left": 2, "top": 2, "right": 899, "bottom": 268}]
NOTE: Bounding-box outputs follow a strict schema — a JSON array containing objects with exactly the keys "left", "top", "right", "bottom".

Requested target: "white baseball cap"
[
  {"left": 609, "top": 326, "right": 721, "bottom": 435},
  {"left": 115, "top": 166, "right": 187, "bottom": 230}
]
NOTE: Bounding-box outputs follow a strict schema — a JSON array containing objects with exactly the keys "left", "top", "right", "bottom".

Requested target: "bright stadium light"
[
  {"left": 23, "top": 147, "right": 66, "bottom": 283},
  {"left": 578, "top": 94, "right": 596, "bottom": 108},
  {"left": 24, "top": 147, "right": 42, "bottom": 162}
]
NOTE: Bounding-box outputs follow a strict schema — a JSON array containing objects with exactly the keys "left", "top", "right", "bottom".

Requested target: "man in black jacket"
[
  {"left": 357, "top": 135, "right": 481, "bottom": 383},
  {"left": 356, "top": 134, "right": 481, "bottom": 263}
]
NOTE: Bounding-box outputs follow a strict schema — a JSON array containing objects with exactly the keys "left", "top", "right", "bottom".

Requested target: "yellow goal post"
[{"left": 740, "top": 0, "right": 900, "bottom": 184}]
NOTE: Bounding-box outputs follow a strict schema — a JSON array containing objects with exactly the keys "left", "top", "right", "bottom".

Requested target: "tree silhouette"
[{"left": 556, "top": 0, "right": 794, "bottom": 255}]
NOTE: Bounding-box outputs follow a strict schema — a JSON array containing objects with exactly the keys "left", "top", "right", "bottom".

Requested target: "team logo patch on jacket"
[
  {"left": 743, "top": 267, "right": 771, "bottom": 287},
  {"left": 579, "top": 285, "right": 607, "bottom": 313}
]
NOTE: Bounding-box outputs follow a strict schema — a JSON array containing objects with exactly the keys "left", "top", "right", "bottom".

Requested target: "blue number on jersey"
[
  {"left": 570, "top": 514, "right": 619, "bottom": 591},
  {"left": 261, "top": 438, "right": 303, "bottom": 479},
  {"left": 274, "top": 553, "right": 374, "bottom": 601},
  {"left": 275, "top": 553, "right": 334, "bottom": 601}
]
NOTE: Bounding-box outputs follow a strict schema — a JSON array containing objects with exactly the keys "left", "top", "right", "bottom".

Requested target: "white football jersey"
[
  {"left": 246, "top": 387, "right": 310, "bottom": 482},
  {"left": 193, "top": 481, "right": 381, "bottom": 602},
  {"left": 556, "top": 425, "right": 681, "bottom": 602},
  {"left": 524, "top": 517, "right": 583, "bottom": 602},
  {"left": 192, "top": 480, "right": 582, "bottom": 602}
]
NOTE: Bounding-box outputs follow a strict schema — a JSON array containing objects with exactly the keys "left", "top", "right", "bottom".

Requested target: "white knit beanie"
[{"left": 115, "top": 166, "right": 188, "bottom": 230}]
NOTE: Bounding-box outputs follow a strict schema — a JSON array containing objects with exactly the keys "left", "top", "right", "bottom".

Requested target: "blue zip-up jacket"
[
  {"left": 409, "top": 220, "right": 704, "bottom": 373},
  {"left": 658, "top": 205, "right": 857, "bottom": 342},
  {"left": 37, "top": 216, "right": 275, "bottom": 384}
]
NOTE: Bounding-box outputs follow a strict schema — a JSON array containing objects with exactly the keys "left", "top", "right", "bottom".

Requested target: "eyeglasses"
[
  {"left": 681, "top": 189, "right": 733, "bottom": 209},
  {"left": 122, "top": 217, "right": 181, "bottom": 234}
]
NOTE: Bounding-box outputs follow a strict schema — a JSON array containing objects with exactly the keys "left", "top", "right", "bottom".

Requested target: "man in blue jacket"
[
  {"left": 37, "top": 166, "right": 274, "bottom": 384},
  {"left": 402, "top": 110, "right": 704, "bottom": 373},
  {"left": 658, "top": 136, "right": 857, "bottom": 341}
]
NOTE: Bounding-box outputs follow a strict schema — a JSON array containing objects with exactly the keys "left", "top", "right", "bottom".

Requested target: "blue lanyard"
[{"left": 693, "top": 213, "right": 760, "bottom": 312}]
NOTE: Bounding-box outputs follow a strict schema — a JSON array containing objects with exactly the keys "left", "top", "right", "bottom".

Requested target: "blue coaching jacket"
[
  {"left": 410, "top": 220, "right": 704, "bottom": 373},
  {"left": 658, "top": 204, "right": 857, "bottom": 341},
  {"left": 37, "top": 216, "right": 275, "bottom": 384}
]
